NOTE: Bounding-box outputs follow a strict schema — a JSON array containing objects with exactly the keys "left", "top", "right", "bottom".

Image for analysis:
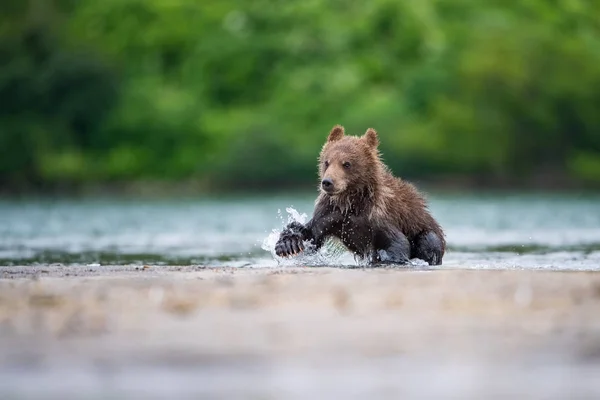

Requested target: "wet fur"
[{"left": 275, "top": 125, "right": 446, "bottom": 266}]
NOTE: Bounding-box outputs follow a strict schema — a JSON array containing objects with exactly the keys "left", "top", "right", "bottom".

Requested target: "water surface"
[{"left": 1, "top": 191, "right": 600, "bottom": 270}]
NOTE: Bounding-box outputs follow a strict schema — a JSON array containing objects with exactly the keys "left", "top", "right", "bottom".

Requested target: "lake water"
[{"left": 2, "top": 191, "right": 600, "bottom": 270}]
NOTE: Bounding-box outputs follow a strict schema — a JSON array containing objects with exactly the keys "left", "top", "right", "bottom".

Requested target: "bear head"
[{"left": 318, "top": 125, "right": 381, "bottom": 197}]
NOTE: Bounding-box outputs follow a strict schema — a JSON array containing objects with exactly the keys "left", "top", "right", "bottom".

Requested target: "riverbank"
[
  {"left": 2, "top": 174, "right": 600, "bottom": 199},
  {"left": 1, "top": 266, "right": 600, "bottom": 398}
]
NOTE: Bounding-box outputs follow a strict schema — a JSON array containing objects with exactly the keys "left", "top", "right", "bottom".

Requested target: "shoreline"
[
  {"left": 2, "top": 262, "right": 599, "bottom": 279},
  {"left": 2, "top": 177, "right": 600, "bottom": 199},
  {"left": 1, "top": 266, "right": 600, "bottom": 398},
  {"left": 2, "top": 266, "right": 599, "bottom": 347}
]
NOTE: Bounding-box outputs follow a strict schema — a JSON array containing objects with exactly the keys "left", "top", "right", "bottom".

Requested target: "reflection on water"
[{"left": 1, "top": 192, "right": 600, "bottom": 270}]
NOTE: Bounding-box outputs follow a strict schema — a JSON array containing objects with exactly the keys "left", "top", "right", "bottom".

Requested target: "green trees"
[
  {"left": 2, "top": 0, "right": 600, "bottom": 191},
  {"left": 0, "top": 1, "right": 119, "bottom": 188}
]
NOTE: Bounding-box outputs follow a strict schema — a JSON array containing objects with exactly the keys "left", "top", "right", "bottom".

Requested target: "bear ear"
[
  {"left": 363, "top": 128, "right": 379, "bottom": 149},
  {"left": 327, "top": 125, "right": 345, "bottom": 142}
]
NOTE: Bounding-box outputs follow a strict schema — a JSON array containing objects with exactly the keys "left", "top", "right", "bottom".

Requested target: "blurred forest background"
[{"left": 2, "top": 0, "right": 600, "bottom": 194}]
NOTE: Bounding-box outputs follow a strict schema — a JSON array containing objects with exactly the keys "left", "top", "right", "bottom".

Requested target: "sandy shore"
[{"left": 1, "top": 265, "right": 600, "bottom": 399}]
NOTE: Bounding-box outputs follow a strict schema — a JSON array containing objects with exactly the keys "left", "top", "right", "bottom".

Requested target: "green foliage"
[{"left": 2, "top": 0, "right": 600, "bottom": 191}]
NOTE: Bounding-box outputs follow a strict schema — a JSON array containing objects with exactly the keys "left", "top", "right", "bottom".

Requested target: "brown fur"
[
  {"left": 275, "top": 125, "right": 446, "bottom": 265},
  {"left": 319, "top": 126, "right": 445, "bottom": 247}
]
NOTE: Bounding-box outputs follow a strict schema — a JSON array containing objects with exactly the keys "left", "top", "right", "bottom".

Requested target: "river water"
[
  {"left": 2, "top": 191, "right": 600, "bottom": 399},
  {"left": 1, "top": 191, "right": 600, "bottom": 270}
]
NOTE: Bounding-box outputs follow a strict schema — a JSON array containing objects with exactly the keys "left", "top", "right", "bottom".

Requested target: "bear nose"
[{"left": 321, "top": 178, "right": 334, "bottom": 192}]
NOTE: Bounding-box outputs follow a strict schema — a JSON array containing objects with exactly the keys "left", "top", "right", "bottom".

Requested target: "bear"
[{"left": 274, "top": 125, "right": 446, "bottom": 266}]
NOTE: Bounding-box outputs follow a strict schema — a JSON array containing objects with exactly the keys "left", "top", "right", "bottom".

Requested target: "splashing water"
[
  {"left": 260, "top": 207, "right": 431, "bottom": 267},
  {"left": 261, "top": 207, "right": 359, "bottom": 267},
  {"left": 261, "top": 207, "right": 440, "bottom": 267}
]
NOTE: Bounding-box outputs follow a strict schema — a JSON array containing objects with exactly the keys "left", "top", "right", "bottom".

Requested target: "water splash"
[
  {"left": 261, "top": 207, "right": 359, "bottom": 267},
  {"left": 377, "top": 249, "right": 430, "bottom": 267},
  {"left": 261, "top": 207, "right": 437, "bottom": 267}
]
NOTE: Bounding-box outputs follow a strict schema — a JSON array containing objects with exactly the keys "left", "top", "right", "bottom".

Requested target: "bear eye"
[
  {"left": 343, "top": 161, "right": 351, "bottom": 169},
  {"left": 324, "top": 160, "right": 330, "bottom": 168}
]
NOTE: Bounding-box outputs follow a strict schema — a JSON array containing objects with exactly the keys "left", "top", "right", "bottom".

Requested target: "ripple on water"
[{"left": 1, "top": 194, "right": 600, "bottom": 270}]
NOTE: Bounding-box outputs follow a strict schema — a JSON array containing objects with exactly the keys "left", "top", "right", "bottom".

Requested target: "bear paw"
[{"left": 275, "top": 223, "right": 306, "bottom": 258}]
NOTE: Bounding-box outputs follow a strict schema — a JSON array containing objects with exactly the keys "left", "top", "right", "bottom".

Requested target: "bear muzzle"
[{"left": 321, "top": 178, "right": 335, "bottom": 194}]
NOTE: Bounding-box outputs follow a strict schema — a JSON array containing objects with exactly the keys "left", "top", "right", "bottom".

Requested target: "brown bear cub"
[{"left": 275, "top": 125, "right": 446, "bottom": 266}]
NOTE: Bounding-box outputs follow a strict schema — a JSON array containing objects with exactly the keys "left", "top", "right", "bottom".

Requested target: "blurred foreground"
[{"left": 1, "top": 266, "right": 600, "bottom": 399}]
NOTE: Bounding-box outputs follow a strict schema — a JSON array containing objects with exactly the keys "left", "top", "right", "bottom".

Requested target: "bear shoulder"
[{"left": 369, "top": 175, "right": 441, "bottom": 239}]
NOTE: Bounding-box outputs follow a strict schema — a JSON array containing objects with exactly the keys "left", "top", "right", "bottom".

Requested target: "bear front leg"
[
  {"left": 275, "top": 221, "right": 308, "bottom": 257},
  {"left": 372, "top": 229, "right": 411, "bottom": 265},
  {"left": 411, "top": 231, "right": 444, "bottom": 266},
  {"left": 274, "top": 202, "right": 343, "bottom": 258}
]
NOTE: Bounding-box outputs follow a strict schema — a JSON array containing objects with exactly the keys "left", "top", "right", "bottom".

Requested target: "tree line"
[{"left": 2, "top": 0, "right": 600, "bottom": 192}]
